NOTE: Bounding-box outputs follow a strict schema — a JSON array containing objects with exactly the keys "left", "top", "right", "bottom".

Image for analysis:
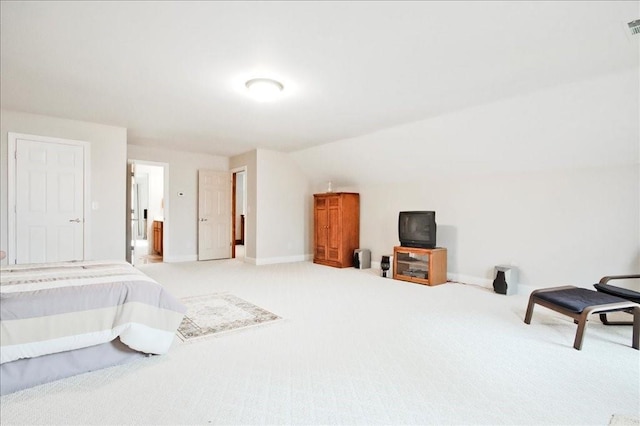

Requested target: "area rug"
[
  {"left": 609, "top": 414, "right": 640, "bottom": 426},
  {"left": 176, "top": 293, "right": 281, "bottom": 342}
]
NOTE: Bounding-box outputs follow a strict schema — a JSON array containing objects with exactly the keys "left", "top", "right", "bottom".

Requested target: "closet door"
[{"left": 13, "top": 135, "right": 86, "bottom": 264}]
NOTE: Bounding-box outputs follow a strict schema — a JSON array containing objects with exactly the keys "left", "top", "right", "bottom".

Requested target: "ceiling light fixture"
[{"left": 245, "top": 78, "right": 284, "bottom": 102}]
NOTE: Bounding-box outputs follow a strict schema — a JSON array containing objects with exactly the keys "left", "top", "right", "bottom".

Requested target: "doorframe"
[
  {"left": 231, "top": 166, "right": 247, "bottom": 260},
  {"left": 128, "top": 159, "right": 169, "bottom": 263},
  {"left": 231, "top": 173, "right": 236, "bottom": 259},
  {"left": 7, "top": 132, "right": 91, "bottom": 265}
]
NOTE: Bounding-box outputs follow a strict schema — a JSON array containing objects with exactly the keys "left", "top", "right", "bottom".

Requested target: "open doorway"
[
  {"left": 232, "top": 168, "right": 246, "bottom": 260},
  {"left": 129, "top": 161, "right": 166, "bottom": 265}
]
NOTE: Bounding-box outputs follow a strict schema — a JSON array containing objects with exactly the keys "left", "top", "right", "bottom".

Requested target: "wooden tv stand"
[{"left": 393, "top": 246, "right": 447, "bottom": 286}]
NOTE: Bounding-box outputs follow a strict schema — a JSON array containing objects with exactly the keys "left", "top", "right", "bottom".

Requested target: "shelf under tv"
[{"left": 393, "top": 246, "right": 447, "bottom": 286}]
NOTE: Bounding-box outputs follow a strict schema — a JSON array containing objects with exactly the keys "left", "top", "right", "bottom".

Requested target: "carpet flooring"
[{"left": 0, "top": 259, "right": 638, "bottom": 425}]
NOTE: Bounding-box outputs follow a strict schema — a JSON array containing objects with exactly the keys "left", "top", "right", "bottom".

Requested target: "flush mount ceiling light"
[{"left": 245, "top": 78, "right": 284, "bottom": 102}]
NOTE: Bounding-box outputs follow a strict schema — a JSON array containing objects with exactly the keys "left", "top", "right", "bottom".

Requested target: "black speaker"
[
  {"left": 493, "top": 271, "right": 507, "bottom": 295},
  {"left": 381, "top": 256, "right": 391, "bottom": 278},
  {"left": 492, "top": 265, "right": 518, "bottom": 295},
  {"left": 354, "top": 249, "right": 371, "bottom": 269}
]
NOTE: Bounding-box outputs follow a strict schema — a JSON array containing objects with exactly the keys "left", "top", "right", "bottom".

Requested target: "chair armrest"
[
  {"left": 595, "top": 275, "right": 640, "bottom": 304},
  {"left": 599, "top": 275, "right": 640, "bottom": 285}
]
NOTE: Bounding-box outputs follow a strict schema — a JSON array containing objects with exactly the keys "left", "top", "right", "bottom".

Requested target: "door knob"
[{"left": 69, "top": 218, "right": 81, "bottom": 223}]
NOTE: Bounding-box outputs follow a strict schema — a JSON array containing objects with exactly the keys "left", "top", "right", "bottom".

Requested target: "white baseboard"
[
  {"left": 254, "top": 254, "right": 312, "bottom": 265},
  {"left": 162, "top": 254, "right": 313, "bottom": 266},
  {"left": 163, "top": 254, "right": 198, "bottom": 263},
  {"left": 447, "top": 273, "right": 493, "bottom": 289},
  {"left": 160, "top": 254, "right": 534, "bottom": 296},
  {"left": 369, "top": 267, "right": 533, "bottom": 294},
  {"left": 448, "top": 273, "right": 536, "bottom": 296}
]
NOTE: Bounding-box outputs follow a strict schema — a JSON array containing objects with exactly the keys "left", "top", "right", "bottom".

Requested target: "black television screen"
[{"left": 398, "top": 211, "right": 436, "bottom": 249}]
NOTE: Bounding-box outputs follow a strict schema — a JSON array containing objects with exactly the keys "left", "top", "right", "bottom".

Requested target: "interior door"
[
  {"left": 15, "top": 137, "right": 85, "bottom": 264},
  {"left": 198, "top": 170, "right": 231, "bottom": 260}
]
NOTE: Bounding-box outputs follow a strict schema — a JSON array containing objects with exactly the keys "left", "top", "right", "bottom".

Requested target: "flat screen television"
[{"left": 398, "top": 211, "right": 436, "bottom": 249}]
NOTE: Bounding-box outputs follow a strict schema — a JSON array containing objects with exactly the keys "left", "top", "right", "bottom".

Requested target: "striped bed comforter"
[{"left": 0, "top": 260, "right": 186, "bottom": 365}]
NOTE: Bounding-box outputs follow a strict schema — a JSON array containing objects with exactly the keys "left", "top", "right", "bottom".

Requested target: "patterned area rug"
[
  {"left": 609, "top": 415, "right": 640, "bottom": 426},
  {"left": 177, "top": 293, "right": 281, "bottom": 342}
]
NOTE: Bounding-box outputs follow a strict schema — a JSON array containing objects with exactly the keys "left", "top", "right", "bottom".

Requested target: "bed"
[{"left": 0, "top": 260, "right": 186, "bottom": 395}]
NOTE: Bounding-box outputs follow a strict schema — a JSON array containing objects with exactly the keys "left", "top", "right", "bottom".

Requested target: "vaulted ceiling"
[{"left": 1, "top": 1, "right": 638, "bottom": 157}]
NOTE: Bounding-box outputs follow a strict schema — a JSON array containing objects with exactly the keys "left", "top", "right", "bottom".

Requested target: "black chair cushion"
[
  {"left": 594, "top": 283, "right": 640, "bottom": 304},
  {"left": 536, "top": 288, "right": 628, "bottom": 313}
]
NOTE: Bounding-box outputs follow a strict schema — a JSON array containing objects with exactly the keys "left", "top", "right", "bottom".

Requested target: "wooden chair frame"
[
  {"left": 595, "top": 275, "right": 640, "bottom": 325},
  {"left": 524, "top": 285, "right": 640, "bottom": 350}
]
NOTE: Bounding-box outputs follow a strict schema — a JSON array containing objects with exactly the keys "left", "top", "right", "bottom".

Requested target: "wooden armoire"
[{"left": 313, "top": 192, "right": 360, "bottom": 268}]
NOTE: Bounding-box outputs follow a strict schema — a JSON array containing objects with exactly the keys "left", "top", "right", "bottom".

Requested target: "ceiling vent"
[{"left": 627, "top": 19, "right": 640, "bottom": 36}]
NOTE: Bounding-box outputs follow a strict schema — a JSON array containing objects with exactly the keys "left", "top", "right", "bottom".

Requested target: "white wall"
[
  {"left": 0, "top": 109, "right": 127, "bottom": 263},
  {"left": 255, "top": 149, "right": 313, "bottom": 264},
  {"left": 230, "top": 149, "right": 312, "bottom": 265},
  {"left": 291, "top": 69, "right": 640, "bottom": 288},
  {"left": 350, "top": 165, "right": 638, "bottom": 287},
  {"left": 130, "top": 146, "right": 313, "bottom": 266},
  {"left": 128, "top": 144, "right": 228, "bottom": 262}
]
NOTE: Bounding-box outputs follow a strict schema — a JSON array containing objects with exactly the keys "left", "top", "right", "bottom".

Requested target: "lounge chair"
[{"left": 524, "top": 277, "right": 640, "bottom": 350}]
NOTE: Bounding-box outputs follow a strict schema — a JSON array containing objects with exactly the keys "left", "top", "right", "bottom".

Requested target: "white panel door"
[
  {"left": 198, "top": 170, "right": 231, "bottom": 260},
  {"left": 15, "top": 138, "right": 84, "bottom": 263}
]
